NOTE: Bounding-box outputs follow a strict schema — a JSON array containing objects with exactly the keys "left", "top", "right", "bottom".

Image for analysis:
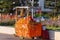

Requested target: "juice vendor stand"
[{"left": 14, "top": 6, "right": 42, "bottom": 39}]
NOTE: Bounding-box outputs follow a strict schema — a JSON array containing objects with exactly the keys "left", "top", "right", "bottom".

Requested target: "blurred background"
[{"left": 0, "top": 0, "right": 60, "bottom": 30}]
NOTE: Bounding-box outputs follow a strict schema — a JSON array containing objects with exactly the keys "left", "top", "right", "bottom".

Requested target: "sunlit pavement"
[{"left": 0, "top": 26, "right": 15, "bottom": 34}]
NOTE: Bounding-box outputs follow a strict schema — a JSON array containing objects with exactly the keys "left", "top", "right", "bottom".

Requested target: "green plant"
[
  {"left": 34, "top": 13, "right": 40, "bottom": 18},
  {"left": 46, "top": 25, "right": 60, "bottom": 31},
  {"left": 0, "top": 20, "right": 15, "bottom": 26}
]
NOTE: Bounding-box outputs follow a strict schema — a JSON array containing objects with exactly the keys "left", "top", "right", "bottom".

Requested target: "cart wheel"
[
  {"left": 19, "top": 37, "right": 24, "bottom": 40},
  {"left": 39, "top": 36, "right": 42, "bottom": 40},
  {"left": 38, "top": 36, "right": 42, "bottom": 38},
  {"left": 14, "top": 34, "right": 18, "bottom": 37},
  {"left": 32, "top": 37, "right": 37, "bottom": 40},
  {"left": 36, "top": 36, "right": 42, "bottom": 40}
]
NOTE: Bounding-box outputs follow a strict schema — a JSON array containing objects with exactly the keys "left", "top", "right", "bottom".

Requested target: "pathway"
[{"left": 0, "top": 26, "right": 19, "bottom": 40}]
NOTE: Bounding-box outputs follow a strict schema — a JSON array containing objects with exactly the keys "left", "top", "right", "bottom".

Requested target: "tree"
[
  {"left": 0, "top": 0, "right": 12, "bottom": 13},
  {"left": 0, "top": 0, "right": 12, "bottom": 22}
]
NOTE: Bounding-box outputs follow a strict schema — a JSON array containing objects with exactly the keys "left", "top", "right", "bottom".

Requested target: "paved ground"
[
  {"left": 0, "top": 26, "right": 41, "bottom": 40},
  {"left": 0, "top": 33, "right": 20, "bottom": 40},
  {"left": 0, "top": 26, "right": 15, "bottom": 34},
  {"left": 0, "top": 26, "right": 20, "bottom": 40}
]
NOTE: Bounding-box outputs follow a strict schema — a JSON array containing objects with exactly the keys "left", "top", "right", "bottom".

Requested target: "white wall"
[
  {"left": 39, "top": 0, "right": 52, "bottom": 12},
  {"left": 39, "top": 0, "right": 44, "bottom": 9}
]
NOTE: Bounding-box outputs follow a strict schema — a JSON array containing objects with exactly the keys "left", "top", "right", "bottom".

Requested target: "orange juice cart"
[{"left": 14, "top": 6, "right": 42, "bottom": 39}]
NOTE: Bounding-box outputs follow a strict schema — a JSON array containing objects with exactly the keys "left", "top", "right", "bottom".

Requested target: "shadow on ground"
[
  {"left": 0, "top": 33, "right": 41, "bottom": 40},
  {"left": 0, "top": 33, "right": 19, "bottom": 40}
]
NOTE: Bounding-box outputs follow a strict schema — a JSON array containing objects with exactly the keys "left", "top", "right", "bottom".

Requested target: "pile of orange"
[{"left": 15, "top": 16, "right": 42, "bottom": 38}]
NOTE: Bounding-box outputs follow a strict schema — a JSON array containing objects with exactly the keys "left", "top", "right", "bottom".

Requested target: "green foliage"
[
  {"left": 0, "top": 0, "right": 12, "bottom": 13},
  {"left": 0, "top": 20, "right": 15, "bottom": 26},
  {"left": 46, "top": 25, "right": 60, "bottom": 31},
  {"left": 34, "top": 13, "right": 41, "bottom": 18}
]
